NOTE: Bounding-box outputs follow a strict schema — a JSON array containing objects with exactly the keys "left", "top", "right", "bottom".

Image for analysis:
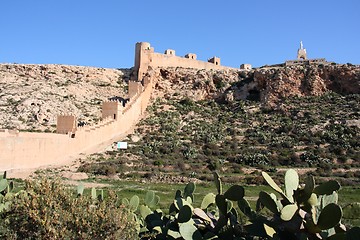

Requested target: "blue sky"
[{"left": 1, "top": 0, "right": 359, "bottom": 68}]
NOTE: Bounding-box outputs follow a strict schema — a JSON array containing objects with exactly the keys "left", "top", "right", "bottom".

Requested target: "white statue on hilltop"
[{"left": 297, "top": 40, "right": 307, "bottom": 60}]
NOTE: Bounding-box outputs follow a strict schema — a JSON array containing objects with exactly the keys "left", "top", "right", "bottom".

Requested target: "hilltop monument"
[
  {"left": 285, "top": 41, "right": 326, "bottom": 66},
  {"left": 297, "top": 41, "right": 307, "bottom": 60}
]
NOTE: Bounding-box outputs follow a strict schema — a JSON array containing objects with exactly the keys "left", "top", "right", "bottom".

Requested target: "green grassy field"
[{"left": 80, "top": 177, "right": 360, "bottom": 227}]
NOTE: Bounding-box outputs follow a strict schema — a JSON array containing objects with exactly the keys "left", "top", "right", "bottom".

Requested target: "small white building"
[{"left": 117, "top": 142, "right": 128, "bottom": 150}]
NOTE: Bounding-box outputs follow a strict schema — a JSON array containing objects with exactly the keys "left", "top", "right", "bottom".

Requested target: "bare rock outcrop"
[
  {"left": 253, "top": 64, "right": 360, "bottom": 105},
  {"left": 153, "top": 67, "right": 241, "bottom": 101},
  {"left": 153, "top": 64, "right": 360, "bottom": 107}
]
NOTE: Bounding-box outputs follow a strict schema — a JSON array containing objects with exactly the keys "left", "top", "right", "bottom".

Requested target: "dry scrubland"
[{"left": 0, "top": 63, "right": 359, "bottom": 238}]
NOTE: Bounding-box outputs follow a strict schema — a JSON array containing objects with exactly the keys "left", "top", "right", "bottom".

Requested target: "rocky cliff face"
[
  {"left": 252, "top": 64, "right": 360, "bottom": 105},
  {"left": 0, "top": 64, "right": 130, "bottom": 132},
  {"left": 153, "top": 64, "right": 360, "bottom": 107}
]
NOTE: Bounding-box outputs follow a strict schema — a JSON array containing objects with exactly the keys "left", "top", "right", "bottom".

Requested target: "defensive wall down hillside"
[
  {"left": 0, "top": 41, "right": 246, "bottom": 172},
  {"left": 0, "top": 78, "right": 153, "bottom": 171}
]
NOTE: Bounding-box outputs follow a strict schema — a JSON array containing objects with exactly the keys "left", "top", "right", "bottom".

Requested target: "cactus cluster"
[
  {"left": 0, "top": 170, "right": 358, "bottom": 239},
  {"left": 236, "top": 169, "right": 360, "bottom": 239},
  {"left": 122, "top": 172, "right": 249, "bottom": 239},
  {"left": 124, "top": 170, "right": 359, "bottom": 240}
]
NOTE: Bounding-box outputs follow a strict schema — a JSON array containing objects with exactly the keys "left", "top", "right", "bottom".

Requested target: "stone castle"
[
  {"left": 0, "top": 41, "right": 330, "bottom": 171},
  {"left": 0, "top": 42, "right": 251, "bottom": 172}
]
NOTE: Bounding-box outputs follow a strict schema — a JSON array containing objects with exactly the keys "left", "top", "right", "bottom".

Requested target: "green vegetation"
[
  {"left": 0, "top": 174, "right": 137, "bottom": 239},
  {"left": 78, "top": 92, "right": 360, "bottom": 186},
  {"left": 117, "top": 170, "right": 360, "bottom": 239},
  {"left": 1, "top": 169, "right": 359, "bottom": 239}
]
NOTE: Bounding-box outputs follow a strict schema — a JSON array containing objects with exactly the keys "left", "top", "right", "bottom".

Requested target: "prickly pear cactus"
[{"left": 254, "top": 169, "right": 348, "bottom": 239}]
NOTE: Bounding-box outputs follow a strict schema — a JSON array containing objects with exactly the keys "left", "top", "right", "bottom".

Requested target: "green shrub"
[{"left": 0, "top": 177, "right": 137, "bottom": 239}]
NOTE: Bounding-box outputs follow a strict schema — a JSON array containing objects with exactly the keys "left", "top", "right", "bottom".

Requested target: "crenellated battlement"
[{"left": 133, "top": 42, "right": 238, "bottom": 81}]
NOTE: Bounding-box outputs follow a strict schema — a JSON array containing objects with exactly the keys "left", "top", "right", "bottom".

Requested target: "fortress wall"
[
  {"left": 0, "top": 132, "right": 75, "bottom": 170},
  {"left": 149, "top": 53, "right": 233, "bottom": 71},
  {"left": 134, "top": 42, "right": 236, "bottom": 80},
  {"left": 60, "top": 86, "right": 148, "bottom": 157},
  {"left": 0, "top": 76, "right": 154, "bottom": 172},
  {"left": 140, "top": 75, "right": 154, "bottom": 113},
  {"left": 0, "top": 42, "right": 183, "bottom": 172}
]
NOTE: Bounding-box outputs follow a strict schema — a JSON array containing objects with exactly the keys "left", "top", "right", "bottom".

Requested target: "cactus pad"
[
  {"left": 140, "top": 205, "right": 152, "bottom": 219},
  {"left": 179, "top": 220, "right": 202, "bottom": 240},
  {"left": 184, "top": 182, "right": 196, "bottom": 197},
  {"left": 314, "top": 180, "right": 341, "bottom": 195},
  {"left": 262, "top": 171, "right": 283, "bottom": 194},
  {"left": 145, "top": 191, "right": 155, "bottom": 206},
  {"left": 129, "top": 195, "right": 140, "bottom": 212},
  {"left": 0, "top": 179, "right": 8, "bottom": 193},
  {"left": 178, "top": 205, "right": 193, "bottom": 223},
  {"left": 201, "top": 193, "right": 216, "bottom": 210},
  {"left": 77, "top": 183, "right": 84, "bottom": 196},
  {"left": 259, "top": 191, "right": 279, "bottom": 214},
  {"left": 224, "top": 185, "right": 244, "bottom": 201},
  {"left": 317, "top": 203, "right": 342, "bottom": 230},
  {"left": 285, "top": 169, "right": 299, "bottom": 202},
  {"left": 280, "top": 203, "right": 298, "bottom": 221},
  {"left": 91, "top": 187, "right": 97, "bottom": 200}
]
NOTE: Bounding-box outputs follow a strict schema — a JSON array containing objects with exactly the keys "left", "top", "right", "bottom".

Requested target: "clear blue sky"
[{"left": 1, "top": 0, "right": 359, "bottom": 68}]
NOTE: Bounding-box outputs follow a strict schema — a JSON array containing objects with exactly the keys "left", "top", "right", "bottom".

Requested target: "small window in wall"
[{"left": 114, "top": 114, "right": 116, "bottom": 119}]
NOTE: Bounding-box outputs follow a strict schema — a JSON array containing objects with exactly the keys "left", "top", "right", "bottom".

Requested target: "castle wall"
[
  {"left": 134, "top": 42, "right": 235, "bottom": 80},
  {"left": 0, "top": 131, "right": 76, "bottom": 169},
  {"left": 0, "top": 74, "right": 154, "bottom": 172},
  {"left": 148, "top": 53, "right": 231, "bottom": 71},
  {"left": 0, "top": 41, "right": 232, "bottom": 172}
]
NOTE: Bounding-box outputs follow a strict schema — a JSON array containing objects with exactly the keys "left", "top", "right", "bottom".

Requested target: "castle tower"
[
  {"left": 208, "top": 56, "right": 221, "bottom": 65},
  {"left": 102, "top": 101, "right": 123, "bottom": 120},
  {"left": 56, "top": 115, "right": 77, "bottom": 135},
  {"left": 297, "top": 41, "right": 307, "bottom": 60},
  {"left": 133, "top": 42, "right": 153, "bottom": 81}
]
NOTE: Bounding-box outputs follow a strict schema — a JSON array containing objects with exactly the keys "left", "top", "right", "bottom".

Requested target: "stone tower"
[
  {"left": 133, "top": 42, "right": 153, "bottom": 81},
  {"left": 297, "top": 41, "right": 307, "bottom": 60}
]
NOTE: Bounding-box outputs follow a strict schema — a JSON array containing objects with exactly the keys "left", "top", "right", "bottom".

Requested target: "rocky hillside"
[
  {"left": 153, "top": 64, "right": 360, "bottom": 107},
  {"left": 0, "top": 64, "right": 131, "bottom": 132},
  {"left": 0, "top": 63, "right": 359, "bottom": 132}
]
